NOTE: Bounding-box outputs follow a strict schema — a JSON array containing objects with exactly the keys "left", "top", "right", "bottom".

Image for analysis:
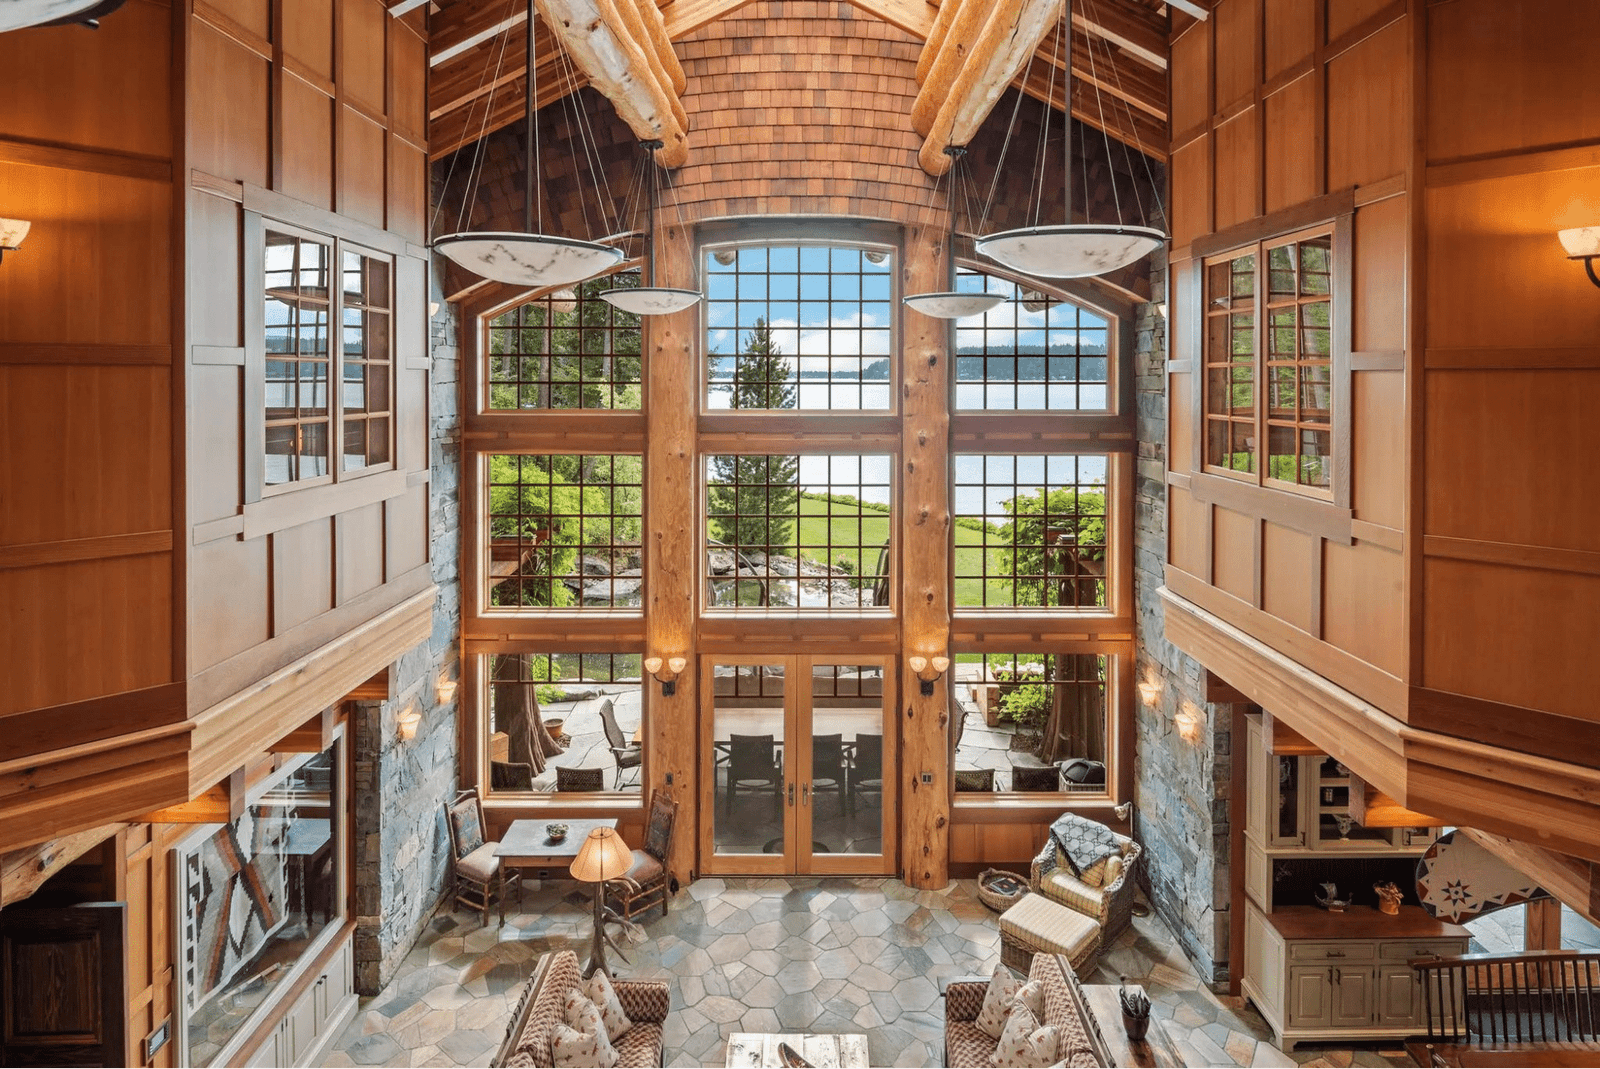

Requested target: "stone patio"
[{"left": 330, "top": 877, "right": 1413, "bottom": 1068}]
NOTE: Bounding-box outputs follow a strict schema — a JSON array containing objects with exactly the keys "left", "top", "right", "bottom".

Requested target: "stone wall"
[
  {"left": 1130, "top": 250, "right": 1239, "bottom": 990},
  {"left": 351, "top": 260, "right": 464, "bottom": 995}
]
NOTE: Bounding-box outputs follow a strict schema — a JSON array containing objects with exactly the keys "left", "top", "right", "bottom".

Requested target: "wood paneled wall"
[
  {"left": 1165, "top": 0, "right": 1412, "bottom": 717},
  {"left": 0, "top": 0, "right": 437, "bottom": 851}
]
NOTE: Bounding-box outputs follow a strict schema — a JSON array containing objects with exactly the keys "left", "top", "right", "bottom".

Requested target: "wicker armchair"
[
  {"left": 492, "top": 950, "right": 670, "bottom": 1067},
  {"left": 942, "top": 953, "right": 1111, "bottom": 1068},
  {"left": 1029, "top": 825, "right": 1142, "bottom": 944}
]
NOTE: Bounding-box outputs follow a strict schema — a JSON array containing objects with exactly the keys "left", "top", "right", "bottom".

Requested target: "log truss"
[{"left": 415, "top": 0, "right": 1173, "bottom": 165}]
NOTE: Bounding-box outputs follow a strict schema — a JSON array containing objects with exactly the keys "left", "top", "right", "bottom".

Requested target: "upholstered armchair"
[{"left": 1029, "top": 825, "right": 1142, "bottom": 943}]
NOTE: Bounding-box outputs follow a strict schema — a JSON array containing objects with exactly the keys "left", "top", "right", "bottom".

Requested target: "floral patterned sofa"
[
  {"left": 492, "top": 950, "right": 670, "bottom": 1067},
  {"left": 942, "top": 953, "right": 1115, "bottom": 1068}
]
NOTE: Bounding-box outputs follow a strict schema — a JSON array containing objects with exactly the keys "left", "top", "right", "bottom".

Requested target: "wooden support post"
[
  {"left": 276, "top": 706, "right": 338, "bottom": 752},
  {"left": 1348, "top": 773, "right": 1441, "bottom": 828},
  {"left": 1260, "top": 707, "right": 1320, "bottom": 756},
  {"left": 0, "top": 823, "right": 127, "bottom": 908},
  {"left": 645, "top": 216, "right": 698, "bottom": 884},
  {"left": 138, "top": 767, "right": 246, "bottom": 825},
  {"left": 1525, "top": 897, "right": 1563, "bottom": 951},
  {"left": 899, "top": 218, "right": 952, "bottom": 890}
]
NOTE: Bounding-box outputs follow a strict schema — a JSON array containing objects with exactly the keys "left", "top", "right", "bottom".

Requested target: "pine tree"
[{"left": 708, "top": 319, "right": 799, "bottom": 554}]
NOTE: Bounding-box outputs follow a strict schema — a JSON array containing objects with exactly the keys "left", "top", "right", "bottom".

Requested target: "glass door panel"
[
  {"left": 804, "top": 663, "right": 890, "bottom": 873},
  {"left": 703, "top": 660, "right": 791, "bottom": 874}
]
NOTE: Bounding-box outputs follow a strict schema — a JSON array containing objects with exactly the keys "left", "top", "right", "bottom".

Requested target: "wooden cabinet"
[
  {"left": 1241, "top": 901, "right": 1469, "bottom": 1050},
  {"left": 235, "top": 933, "right": 357, "bottom": 1068}
]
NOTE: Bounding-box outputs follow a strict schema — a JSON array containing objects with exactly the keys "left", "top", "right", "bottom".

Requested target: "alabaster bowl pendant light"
[
  {"left": 904, "top": 148, "right": 1006, "bottom": 319},
  {"left": 432, "top": 0, "right": 621, "bottom": 288},
  {"left": 976, "top": 0, "right": 1166, "bottom": 279},
  {"left": 0, "top": 0, "right": 125, "bottom": 31},
  {"left": 600, "top": 140, "right": 701, "bottom": 315}
]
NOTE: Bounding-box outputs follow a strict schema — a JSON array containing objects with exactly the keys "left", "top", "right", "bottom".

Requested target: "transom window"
[
  {"left": 952, "top": 454, "right": 1109, "bottom": 609},
  {"left": 1204, "top": 229, "right": 1333, "bottom": 492},
  {"left": 486, "top": 272, "right": 642, "bottom": 410},
  {"left": 705, "top": 243, "right": 893, "bottom": 411},
  {"left": 953, "top": 269, "right": 1110, "bottom": 411},
  {"left": 704, "top": 453, "right": 892, "bottom": 609},
  {"left": 486, "top": 454, "right": 643, "bottom": 610},
  {"left": 264, "top": 229, "right": 392, "bottom": 486}
]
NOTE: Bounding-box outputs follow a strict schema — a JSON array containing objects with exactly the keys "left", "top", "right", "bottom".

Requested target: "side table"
[{"left": 1081, "top": 984, "right": 1185, "bottom": 1067}]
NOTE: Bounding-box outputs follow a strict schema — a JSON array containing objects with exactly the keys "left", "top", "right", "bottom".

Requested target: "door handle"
[
  {"left": 788, "top": 782, "right": 795, "bottom": 806},
  {"left": 1326, "top": 951, "right": 1345, "bottom": 958},
  {"left": 802, "top": 783, "right": 810, "bottom": 806}
]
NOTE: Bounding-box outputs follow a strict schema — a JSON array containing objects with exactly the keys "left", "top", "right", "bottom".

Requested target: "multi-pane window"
[
  {"left": 264, "top": 229, "right": 392, "bottom": 486},
  {"left": 952, "top": 454, "right": 1109, "bottom": 609},
  {"left": 705, "top": 244, "right": 893, "bottom": 411},
  {"left": 953, "top": 270, "right": 1111, "bottom": 411},
  {"left": 704, "top": 453, "right": 892, "bottom": 609},
  {"left": 486, "top": 454, "right": 643, "bottom": 609},
  {"left": 340, "top": 251, "right": 392, "bottom": 471},
  {"left": 266, "top": 233, "right": 332, "bottom": 485},
  {"left": 1204, "top": 228, "right": 1334, "bottom": 492},
  {"left": 951, "top": 652, "right": 1109, "bottom": 793},
  {"left": 486, "top": 273, "right": 643, "bottom": 410},
  {"left": 486, "top": 652, "right": 643, "bottom": 794}
]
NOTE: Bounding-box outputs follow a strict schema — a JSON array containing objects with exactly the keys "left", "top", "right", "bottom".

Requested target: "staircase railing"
[{"left": 1413, "top": 949, "right": 1600, "bottom": 1046}]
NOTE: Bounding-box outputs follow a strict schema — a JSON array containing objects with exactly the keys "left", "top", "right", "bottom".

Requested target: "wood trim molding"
[
  {"left": 0, "top": 683, "right": 188, "bottom": 763},
  {"left": 1350, "top": 350, "right": 1405, "bottom": 371},
  {"left": 1426, "top": 139, "right": 1600, "bottom": 189},
  {"left": 1423, "top": 534, "right": 1600, "bottom": 577},
  {"left": 0, "top": 530, "right": 173, "bottom": 570},
  {"left": 242, "top": 183, "right": 410, "bottom": 257},
  {"left": 241, "top": 467, "right": 414, "bottom": 541},
  {"left": 191, "top": 169, "right": 245, "bottom": 202},
  {"left": 1166, "top": 471, "right": 1193, "bottom": 491},
  {"left": 1424, "top": 347, "right": 1600, "bottom": 370},
  {"left": 1187, "top": 470, "right": 1355, "bottom": 544},
  {"left": 0, "top": 135, "right": 172, "bottom": 183},
  {"left": 1410, "top": 686, "right": 1600, "bottom": 771},
  {"left": 192, "top": 514, "right": 246, "bottom": 544},
  {"left": 1350, "top": 520, "right": 1403, "bottom": 552},
  {"left": 192, "top": 345, "right": 246, "bottom": 366},
  {"left": 1189, "top": 188, "right": 1358, "bottom": 260},
  {"left": 0, "top": 343, "right": 172, "bottom": 366}
]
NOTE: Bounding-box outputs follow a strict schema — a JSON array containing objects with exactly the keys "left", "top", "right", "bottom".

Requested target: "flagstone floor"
[{"left": 329, "top": 877, "right": 1414, "bottom": 1068}]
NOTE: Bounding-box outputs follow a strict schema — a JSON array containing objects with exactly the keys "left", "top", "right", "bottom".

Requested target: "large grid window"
[
  {"left": 486, "top": 272, "right": 642, "bottom": 410},
  {"left": 486, "top": 652, "right": 643, "bottom": 794},
  {"left": 953, "top": 269, "right": 1110, "bottom": 411},
  {"left": 951, "top": 652, "right": 1108, "bottom": 793},
  {"left": 266, "top": 232, "right": 332, "bottom": 485},
  {"left": 705, "top": 244, "right": 893, "bottom": 411},
  {"left": 1205, "top": 229, "right": 1333, "bottom": 492},
  {"left": 486, "top": 454, "right": 643, "bottom": 609},
  {"left": 340, "top": 250, "right": 392, "bottom": 471},
  {"left": 705, "top": 453, "right": 892, "bottom": 609},
  {"left": 952, "top": 454, "right": 1109, "bottom": 609},
  {"left": 265, "top": 229, "right": 393, "bottom": 486}
]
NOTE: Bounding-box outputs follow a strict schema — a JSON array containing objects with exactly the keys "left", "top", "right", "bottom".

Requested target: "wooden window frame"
[
  {"left": 484, "top": 272, "right": 645, "bottom": 413},
  {"left": 255, "top": 216, "right": 397, "bottom": 500}
]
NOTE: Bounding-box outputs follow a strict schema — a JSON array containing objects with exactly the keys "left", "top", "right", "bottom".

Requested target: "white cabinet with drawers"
[
  {"left": 238, "top": 933, "right": 357, "bottom": 1068},
  {"left": 1241, "top": 901, "right": 1469, "bottom": 1050}
]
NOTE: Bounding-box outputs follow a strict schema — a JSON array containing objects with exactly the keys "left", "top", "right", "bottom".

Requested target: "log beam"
[
  {"left": 0, "top": 822, "right": 126, "bottom": 908},
  {"left": 910, "top": 0, "right": 1007, "bottom": 137},
  {"left": 919, "top": 0, "right": 1063, "bottom": 175},
  {"left": 1348, "top": 772, "right": 1441, "bottom": 828}
]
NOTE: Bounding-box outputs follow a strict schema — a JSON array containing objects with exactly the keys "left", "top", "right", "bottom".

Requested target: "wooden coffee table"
[
  {"left": 724, "top": 1033, "right": 869, "bottom": 1068},
  {"left": 496, "top": 818, "right": 619, "bottom": 878},
  {"left": 1081, "top": 984, "right": 1184, "bottom": 1067}
]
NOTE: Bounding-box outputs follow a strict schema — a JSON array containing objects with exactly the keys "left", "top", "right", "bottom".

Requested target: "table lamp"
[{"left": 570, "top": 826, "right": 635, "bottom": 977}]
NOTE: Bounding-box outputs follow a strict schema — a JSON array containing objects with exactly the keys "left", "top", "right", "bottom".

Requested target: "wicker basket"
[{"left": 977, "top": 868, "right": 1030, "bottom": 912}]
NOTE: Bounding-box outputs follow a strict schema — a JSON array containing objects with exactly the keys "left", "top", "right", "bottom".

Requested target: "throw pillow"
[
  {"left": 1013, "top": 978, "right": 1046, "bottom": 1023},
  {"left": 585, "top": 970, "right": 633, "bottom": 1043},
  {"left": 989, "top": 1003, "right": 1061, "bottom": 1068},
  {"left": 552, "top": 1022, "right": 619, "bottom": 1069},
  {"left": 975, "top": 963, "right": 1022, "bottom": 1038}
]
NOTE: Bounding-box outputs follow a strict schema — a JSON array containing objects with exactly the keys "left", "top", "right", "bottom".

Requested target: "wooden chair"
[
  {"left": 444, "top": 789, "right": 521, "bottom": 926},
  {"left": 607, "top": 789, "right": 678, "bottom": 921},
  {"left": 597, "top": 699, "right": 643, "bottom": 789},
  {"left": 555, "top": 765, "right": 604, "bottom": 792}
]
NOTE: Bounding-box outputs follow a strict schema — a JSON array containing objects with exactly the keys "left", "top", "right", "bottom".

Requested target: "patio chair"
[
  {"left": 847, "top": 733, "right": 883, "bottom": 815},
  {"left": 726, "top": 733, "right": 782, "bottom": 819},
  {"left": 597, "top": 698, "right": 643, "bottom": 789},
  {"left": 555, "top": 765, "right": 604, "bottom": 792},
  {"left": 444, "top": 789, "right": 521, "bottom": 926},
  {"left": 811, "top": 733, "right": 848, "bottom": 816},
  {"left": 953, "top": 767, "right": 996, "bottom": 792}
]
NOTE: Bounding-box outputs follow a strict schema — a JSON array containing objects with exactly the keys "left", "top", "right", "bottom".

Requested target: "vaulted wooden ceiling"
[{"left": 393, "top": 0, "right": 1207, "bottom": 165}]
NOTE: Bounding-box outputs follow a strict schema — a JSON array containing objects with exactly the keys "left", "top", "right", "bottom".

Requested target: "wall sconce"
[
  {"left": 1559, "top": 227, "right": 1600, "bottom": 288},
  {"left": 1136, "top": 675, "right": 1163, "bottom": 707},
  {"left": 1175, "top": 700, "right": 1202, "bottom": 744},
  {"left": 436, "top": 675, "right": 458, "bottom": 705},
  {"left": 396, "top": 705, "right": 422, "bottom": 741},
  {"left": 0, "top": 219, "right": 31, "bottom": 265},
  {"left": 907, "top": 655, "right": 950, "bottom": 696},
  {"left": 644, "top": 655, "right": 686, "bottom": 696}
]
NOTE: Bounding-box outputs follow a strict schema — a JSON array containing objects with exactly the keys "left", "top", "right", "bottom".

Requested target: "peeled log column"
[
  {"left": 537, "top": 0, "right": 689, "bottom": 166},
  {"left": 899, "top": 219, "right": 952, "bottom": 890},
  {"left": 919, "top": 0, "right": 1063, "bottom": 175},
  {"left": 911, "top": 0, "right": 1022, "bottom": 137}
]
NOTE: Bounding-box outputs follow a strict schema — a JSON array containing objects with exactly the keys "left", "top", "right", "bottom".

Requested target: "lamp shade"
[
  {"left": 0, "top": 0, "right": 125, "bottom": 31},
  {"left": 902, "top": 292, "right": 1007, "bottom": 319},
  {"left": 599, "top": 286, "right": 702, "bottom": 315},
  {"left": 432, "top": 232, "right": 623, "bottom": 288},
  {"left": 976, "top": 224, "right": 1167, "bottom": 278},
  {"left": 1558, "top": 227, "right": 1600, "bottom": 258},
  {"left": 570, "top": 827, "right": 633, "bottom": 883},
  {"left": 0, "top": 218, "right": 31, "bottom": 249}
]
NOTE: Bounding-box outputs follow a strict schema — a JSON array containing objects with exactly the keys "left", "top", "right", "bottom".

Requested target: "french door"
[{"left": 699, "top": 655, "right": 897, "bottom": 876}]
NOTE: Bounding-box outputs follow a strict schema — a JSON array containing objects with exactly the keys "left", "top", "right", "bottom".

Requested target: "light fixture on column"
[
  {"left": 570, "top": 826, "right": 636, "bottom": 977},
  {"left": 0, "top": 219, "right": 31, "bottom": 265},
  {"left": 907, "top": 655, "right": 951, "bottom": 696},
  {"left": 903, "top": 147, "right": 1006, "bottom": 319},
  {"left": 431, "top": 0, "right": 622, "bottom": 288},
  {"left": 1559, "top": 227, "right": 1600, "bottom": 289},
  {"left": 0, "top": 0, "right": 125, "bottom": 31},
  {"left": 644, "top": 655, "right": 687, "bottom": 696},
  {"left": 600, "top": 141, "right": 701, "bottom": 315},
  {"left": 974, "top": 0, "right": 1166, "bottom": 278}
]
